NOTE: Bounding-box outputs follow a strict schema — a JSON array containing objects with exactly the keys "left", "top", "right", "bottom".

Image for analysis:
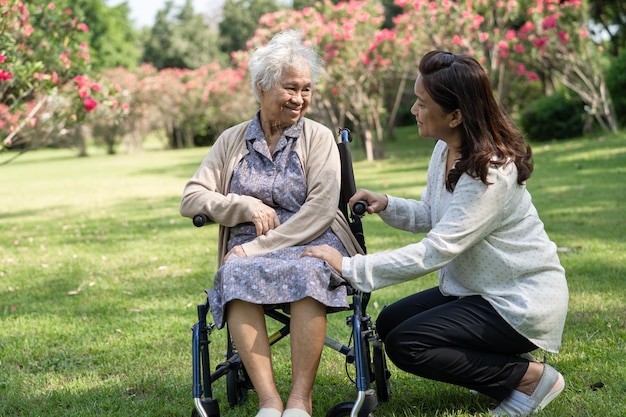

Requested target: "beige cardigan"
[{"left": 180, "top": 117, "right": 364, "bottom": 266}]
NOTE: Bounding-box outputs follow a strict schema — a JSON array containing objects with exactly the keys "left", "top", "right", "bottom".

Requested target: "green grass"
[{"left": 1, "top": 128, "right": 624, "bottom": 417}]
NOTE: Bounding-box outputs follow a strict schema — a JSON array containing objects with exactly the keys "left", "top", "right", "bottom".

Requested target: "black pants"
[{"left": 376, "top": 287, "right": 538, "bottom": 401}]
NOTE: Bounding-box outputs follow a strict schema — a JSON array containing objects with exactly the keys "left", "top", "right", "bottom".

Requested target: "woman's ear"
[{"left": 449, "top": 109, "right": 463, "bottom": 128}]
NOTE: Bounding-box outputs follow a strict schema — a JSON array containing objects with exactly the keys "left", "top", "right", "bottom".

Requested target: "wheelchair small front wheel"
[{"left": 325, "top": 401, "right": 374, "bottom": 417}]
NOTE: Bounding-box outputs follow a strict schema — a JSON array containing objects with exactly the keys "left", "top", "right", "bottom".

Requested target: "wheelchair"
[{"left": 189, "top": 128, "right": 391, "bottom": 417}]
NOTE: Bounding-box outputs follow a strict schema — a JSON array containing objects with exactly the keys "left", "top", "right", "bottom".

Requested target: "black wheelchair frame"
[{"left": 190, "top": 128, "right": 391, "bottom": 417}]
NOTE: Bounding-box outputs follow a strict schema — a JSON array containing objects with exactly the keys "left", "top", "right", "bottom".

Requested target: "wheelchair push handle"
[
  {"left": 338, "top": 128, "right": 368, "bottom": 218},
  {"left": 352, "top": 200, "right": 368, "bottom": 216},
  {"left": 193, "top": 214, "right": 208, "bottom": 227}
]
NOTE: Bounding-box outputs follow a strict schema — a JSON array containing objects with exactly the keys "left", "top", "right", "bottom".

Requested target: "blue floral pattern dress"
[{"left": 207, "top": 116, "right": 349, "bottom": 328}]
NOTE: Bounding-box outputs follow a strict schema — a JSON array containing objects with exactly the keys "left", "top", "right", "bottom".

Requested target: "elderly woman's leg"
[
  {"left": 226, "top": 300, "right": 284, "bottom": 415},
  {"left": 285, "top": 297, "right": 327, "bottom": 416}
]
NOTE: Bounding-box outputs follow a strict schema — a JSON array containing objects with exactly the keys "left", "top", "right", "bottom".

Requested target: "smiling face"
[
  {"left": 410, "top": 75, "right": 460, "bottom": 143},
  {"left": 259, "top": 64, "right": 312, "bottom": 131}
]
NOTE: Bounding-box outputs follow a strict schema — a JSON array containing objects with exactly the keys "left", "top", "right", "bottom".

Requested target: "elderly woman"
[
  {"left": 303, "top": 51, "right": 568, "bottom": 417},
  {"left": 180, "top": 30, "right": 363, "bottom": 417}
]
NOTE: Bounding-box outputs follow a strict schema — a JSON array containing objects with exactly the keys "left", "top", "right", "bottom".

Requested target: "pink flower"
[
  {"left": 520, "top": 21, "right": 535, "bottom": 33},
  {"left": 83, "top": 97, "right": 98, "bottom": 112},
  {"left": 542, "top": 15, "right": 557, "bottom": 30},
  {"left": 47, "top": 3, "right": 55, "bottom": 10},
  {"left": 91, "top": 83, "right": 101, "bottom": 92},
  {"left": 74, "top": 75, "right": 85, "bottom": 87},
  {"left": 517, "top": 63, "right": 526, "bottom": 75},
  {"left": 0, "top": 55, "right": 6, "bottom": 63},
  {"left": 0, "top": 70, "right": 13, "bottom": 81},
  {"left": 533, "top": 38, "right": 548, "bottom": 48},
  {"left": 527, "top": 72, "right": 539, "bottom": 81},
  {"left": 77, "top": 23, "right": 89, "bottom": 32},
  {"left": 558, "top": 31, "right": 569, "bottom": 43}
]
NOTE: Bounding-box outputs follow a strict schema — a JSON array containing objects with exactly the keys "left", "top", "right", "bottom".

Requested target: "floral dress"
[{"left": 207, "top": 117, "right": 349, "bottom": 328}]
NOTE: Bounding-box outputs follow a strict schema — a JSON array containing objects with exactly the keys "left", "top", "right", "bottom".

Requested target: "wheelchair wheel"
[
  {"left": 373, "top": 345, "right": 391, "bottom": 402},
  {"left": 325, "top": 401, "right": 374, "bottom": 417}
]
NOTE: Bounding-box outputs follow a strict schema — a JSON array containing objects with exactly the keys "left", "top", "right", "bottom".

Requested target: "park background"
[{"left": 1, "top": 0, "right": 625, "bottom": 416}]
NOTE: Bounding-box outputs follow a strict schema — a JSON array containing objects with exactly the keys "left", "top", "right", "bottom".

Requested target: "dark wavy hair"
[{"left": 418, "top": 51, "right": 533, "bottom": 191}]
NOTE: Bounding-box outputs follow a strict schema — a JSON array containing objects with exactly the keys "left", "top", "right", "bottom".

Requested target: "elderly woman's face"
[{"left": 259, "top": 65, "right": 312, "bottom": 128}]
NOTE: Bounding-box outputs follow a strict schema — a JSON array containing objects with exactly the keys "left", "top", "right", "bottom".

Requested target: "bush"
[
  {"left": 605, "top": 50, "right": 626, "bottom": 128},
  {"left": 519, "top": 91, "right": 585, "bottom": 142}
]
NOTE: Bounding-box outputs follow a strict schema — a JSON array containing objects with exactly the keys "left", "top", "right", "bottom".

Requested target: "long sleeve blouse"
[
  {"left": 180, "top": 117, "right": 364, "bottom": 267},
  {"left": 342, "top": 140, "right": 568, "bottom": 352}
]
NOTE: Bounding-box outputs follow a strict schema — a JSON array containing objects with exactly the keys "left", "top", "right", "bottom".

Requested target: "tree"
[
  {"left": 142, "top": 0, "right": 225, "bottom": 70},
  {"left": 28, "top": 0, "right": 140, "bottom": 70},
  {"left": 588, "top": 0, "right": 626, "bottom": 56},
  {"left": 506, "top": 0, "right": 618, "bottom": 133},
  {"left": 218, "top": 0, "right": 281, "bottom": 54},
  {"left": 247, "top": 0, "right": 397, "bottom": 161},
  {"left": 1, "top": 1, "right": 129, "bottom": 158}
]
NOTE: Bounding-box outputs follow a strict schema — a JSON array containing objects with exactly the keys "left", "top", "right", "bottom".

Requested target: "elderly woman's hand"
[
  {"left": 301, "top": 244, "right": 344, "bottom": 274},
  {"left": 252, "top": 201, "right": 281, "bottom": 236},
  {"left": 224, "top": 245, "right": 246, "bottom": 261}
]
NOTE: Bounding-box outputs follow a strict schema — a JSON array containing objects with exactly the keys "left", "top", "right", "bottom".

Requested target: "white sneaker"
[{"left": 490, "top": 364, "right": 565, "bottom": 416}]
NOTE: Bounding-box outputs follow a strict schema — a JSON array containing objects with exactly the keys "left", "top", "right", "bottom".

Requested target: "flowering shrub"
[
  {"left": 248, "top": 0, "right": 395, "bottom": 160},
  {"left": 0, "top": 1, "right": 129, "bottom": 155},
  {"left": 505, "top": 0, "right": 617, "bottom": 133}
]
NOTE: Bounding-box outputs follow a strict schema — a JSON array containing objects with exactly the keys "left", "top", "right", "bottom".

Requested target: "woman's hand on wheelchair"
[
  {"left": 349, "top": 189, "right": 388, "bottom": 215},
  {"left": 301, "top": 244, "right": 343, "bottom": 274}
]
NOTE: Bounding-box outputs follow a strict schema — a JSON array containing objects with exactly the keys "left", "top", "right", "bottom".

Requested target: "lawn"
[{"left": 1, "top": 127, "right": 624, "bottom": 417}]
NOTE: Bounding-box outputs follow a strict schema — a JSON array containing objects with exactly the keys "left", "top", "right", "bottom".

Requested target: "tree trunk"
[{"left": 76, "top": 125, "right": 89, "bottom": 157}]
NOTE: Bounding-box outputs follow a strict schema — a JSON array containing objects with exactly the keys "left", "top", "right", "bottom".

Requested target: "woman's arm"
[
  {"left": 342, "top": 166, "right": 514, "bottom": 292},
  {"left": 180, "top": 123, "right": 265, "bottom": 227}
]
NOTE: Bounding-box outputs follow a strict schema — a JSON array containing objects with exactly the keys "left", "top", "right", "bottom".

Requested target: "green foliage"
[
  {"left": 142, "top": 0, "right": 225, "bottom": 70},
  {"left": 218, "top": 0, "right": 281, "bottom": 53},
  {"left": 588, "top": 0, "right": 626, "bottom": 56},
  {"left": 605, "top": 50, "right": 626, "bottom": 128},
  {"left": 27, "top": 0, "right": 140, "bottom": 70},
  {"left": 519, "top": 92, "right": 586, "bottom": 142},
  {"left": 1, "top": 0, "right": 126, "bottom": 153}
]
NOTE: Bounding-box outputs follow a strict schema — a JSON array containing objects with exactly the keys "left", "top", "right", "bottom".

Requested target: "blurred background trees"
[{"left": 2, "top": 0, "right": 626, "bottom": 162}]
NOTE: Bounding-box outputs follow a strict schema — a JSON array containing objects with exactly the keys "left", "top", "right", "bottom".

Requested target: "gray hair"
[{"left": 249, "top": 30, "right": 323, "bottom": 102}]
